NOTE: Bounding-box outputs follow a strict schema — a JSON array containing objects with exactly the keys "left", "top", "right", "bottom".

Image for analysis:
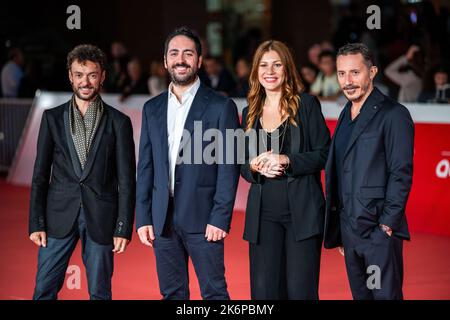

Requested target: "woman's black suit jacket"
[{"left": 241, "top": 92, "right": 331, "bottom": 244}]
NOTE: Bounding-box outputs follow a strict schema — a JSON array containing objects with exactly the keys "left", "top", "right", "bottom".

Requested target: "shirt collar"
[
  {"left": 168, "top": 76, "right": 201, "bottom": 103},
  {"left": 71, "top": 95, "right": 103, "bottom": 114}
]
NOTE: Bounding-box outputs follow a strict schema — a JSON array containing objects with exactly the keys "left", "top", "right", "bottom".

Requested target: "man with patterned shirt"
[{"left": 29, "top": 44, "right": 136, "bottom": 300}]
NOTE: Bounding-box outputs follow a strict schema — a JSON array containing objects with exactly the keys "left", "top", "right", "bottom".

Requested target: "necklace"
[{"left": 260, "top": 117, "right": 288, "bottom": 153}]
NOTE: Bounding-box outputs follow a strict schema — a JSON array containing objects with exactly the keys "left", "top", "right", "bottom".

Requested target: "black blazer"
[
  {"left": 136, "top": 84, "right": 240, "bottom": 235},
  {"left": 241, "top": 92, "right": 331, "bottom": 244},
  {"left": 29, "top": 101, "right": 136, "bottom": 245},
  {"left": 324, "top": 87, "right": 414, "bottom": 249}
]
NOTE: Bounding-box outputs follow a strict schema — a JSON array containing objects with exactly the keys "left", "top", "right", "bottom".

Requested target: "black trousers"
[
  {"left": 249, "top": 219, "right": 322, "bottom": 300},
  {"left": 153, "top": 198, "right": 229, "bottom": 300},
  {"left": 340, "top": 217, "right": 404, "bottom": 300}
]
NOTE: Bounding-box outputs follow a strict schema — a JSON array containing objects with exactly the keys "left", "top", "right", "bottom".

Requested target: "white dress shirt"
[{"left": 167, "top": 77, "right": 201, "bottom": 196}]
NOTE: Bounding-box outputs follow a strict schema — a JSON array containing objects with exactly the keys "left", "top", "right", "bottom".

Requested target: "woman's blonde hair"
[{"left": 245, "top": 40, "right": 304, "bottom": 131}]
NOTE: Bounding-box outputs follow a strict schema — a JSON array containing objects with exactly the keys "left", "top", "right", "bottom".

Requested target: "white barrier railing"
[
  {"left": 0, "top": 98, "right": 33, "bottom": 172},
  {"left": 6, "top": 91, "right": 450, "bottom": 186}
]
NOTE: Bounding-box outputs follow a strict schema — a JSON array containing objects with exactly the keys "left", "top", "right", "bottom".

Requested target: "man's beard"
[
  {"left": 168, "top": 63, "right": 198, "bottom": 86},
  {"left": 73, "top": 84, "right": 100, "bottom": 101},
  {"left": 343, "top": 82, "right": 370, "bottom": 102}
]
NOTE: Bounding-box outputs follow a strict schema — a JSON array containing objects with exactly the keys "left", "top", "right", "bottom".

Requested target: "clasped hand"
[{"left": 250, "top": 150, "right": 289, "bottom": 178}]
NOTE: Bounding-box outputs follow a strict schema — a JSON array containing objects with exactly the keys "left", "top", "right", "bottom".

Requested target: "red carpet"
[{"left": 1, "top": 180, "right": 449, "bottom": 300}]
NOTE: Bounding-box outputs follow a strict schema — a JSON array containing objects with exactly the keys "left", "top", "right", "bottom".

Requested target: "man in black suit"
[
  {"left": 136, "top": 27, "right": 239, "bottom": 300},
  {"left": 29, "top": 44, "right": 136, "bottom": 300},
  {"left": 324, "top": 43, "right": 414, "bottom": 300}
]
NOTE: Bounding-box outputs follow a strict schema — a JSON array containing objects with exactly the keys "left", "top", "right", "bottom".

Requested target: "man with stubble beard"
[
  {"left": 29, "top": 44, "right": 136, "bottom": 300},
  {"left": 136, "top": 27, "right": 239, "bottom": 300},
  {"left": 324, "top": 43, "right": 414, "bottom": 300}
]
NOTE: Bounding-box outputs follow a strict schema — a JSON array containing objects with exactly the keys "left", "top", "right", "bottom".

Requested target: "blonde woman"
[{"left": 241, "top": 40, "right": 330, "bottom": 299}]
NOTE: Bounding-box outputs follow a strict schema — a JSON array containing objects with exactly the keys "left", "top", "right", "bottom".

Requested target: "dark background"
[{"left": 1, "top": 0, "right": 449, "bottom": 92}]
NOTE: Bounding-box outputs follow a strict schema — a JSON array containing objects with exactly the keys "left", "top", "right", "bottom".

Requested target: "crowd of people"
[
  {"left": 0, "top": 40, "right": 253, "bottom": 101},
  {"left": 2, "top": 38, "right": 449, "bottom": 104},
  {"left": 299, "top": 41, "right": 450, "bottom": 104}
]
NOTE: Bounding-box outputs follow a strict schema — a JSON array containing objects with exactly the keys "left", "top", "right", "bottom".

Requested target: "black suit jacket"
[
  {"left": 29, "top": 100, "right": 136, "bottom": 245},
  {"left": 324, "top": 87, "right": 414, "bottom": 249},
  {"left": 241, "top": 92, "right": 331, "bottom": 243},
  {"left": 136, "top": 83, "right": 240, "bottom": 235}
]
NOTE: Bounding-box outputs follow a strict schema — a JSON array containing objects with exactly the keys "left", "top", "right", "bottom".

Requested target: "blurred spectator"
[
  {"left": 106, "top": 41, "right": 129, "bottom": 93},
  {"left": 147, "top": 60, "right": 167, "bottom": 96},
  {"left": 119, "top": 57, "right": 148, "bottom": 101},
  {"left": 18, "top": 60, "right": 42, "bottom": 98},
  {"left": 310, "top": 50, "right": 341, "bottom": 101},
  {"left": 231, "top": 57, "right": 250, "bottom": 98},
  {"left": 233, "top": 27, "right": 262, "bottom": 67},
  {"left": 308, "top": 43, "right": 322, "bottom": 67},
  {"left": 300, "top": 63, "right": 319, "bottom": 94},
  {"left": 418, "top": 65, "right": 450, "bottom": 103},
  {"left": 320, "top": 40, "right": 335, "bottom": 53},
  {"left": 385, "top": 45, "right": 424, "bottom": 103},
  {"left": 201, "top": 55, "right": 236, "bottom": 96},
  {"left": 1, "top": 47, "right": 24, "bottom": 97}
]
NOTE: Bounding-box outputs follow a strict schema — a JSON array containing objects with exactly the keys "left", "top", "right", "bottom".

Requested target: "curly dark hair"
[{"left": 67, "top": 44, "right": 107, "bottom": 71}]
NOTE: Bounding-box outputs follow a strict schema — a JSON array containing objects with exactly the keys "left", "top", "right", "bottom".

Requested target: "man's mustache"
[
  {"left": 172, "top": 63, "right": 191, "bottom": 69},
  {"left": 343, "top": 85, "right": 359, "bottom": 90}
]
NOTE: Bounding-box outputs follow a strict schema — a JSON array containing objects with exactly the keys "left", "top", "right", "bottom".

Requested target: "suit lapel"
[
  {"left": 63, "top": 102, "right": 82, "bottom": 179},
  {"left": 343, "top": 87, "right": 385, "bottom": 159},
  {"left": 325, "top": 136, "right": 336, "bottom": 178},
  {"left": 334, "top": 103, "right": 348, "bottom": 134},
  {"left": 178, "top": 84, "right": 210, "bottom": 153},
  {"left": 80, "top": 107, "right": 107, "bottom": 181},
  {"left": 288, "top": 111, "right": 302, "bottom": 183},
  {"left": 247, "top": 110, "right": 259, "bottom": 163},
  {"left": 154, "top": 92, "right": 169, "bottom": 167},
  {"left": 325, "top": 101, "right": 349, "bottom": 175}
]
